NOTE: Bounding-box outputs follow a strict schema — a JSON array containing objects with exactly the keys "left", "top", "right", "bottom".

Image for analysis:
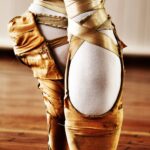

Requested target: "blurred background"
[
  {"left": 1, "top": 0, "right": 150, "bottom": 55},
  {"left": 0, "top": 0, "right": 150, "bottom": 149}
]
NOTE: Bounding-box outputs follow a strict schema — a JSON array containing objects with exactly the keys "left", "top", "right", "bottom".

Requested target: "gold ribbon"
[
  {"left": 34, "top": 0, "right": 67, "bottom": 14},
  {"left": 64, "top": 0, "right": 126, "bottom": 58},
  {"left": 36, "top": 13, "right": 68, "bottom": 28},
  {"left": 64, "top": 0, "right": 127, "bottom": 100}
]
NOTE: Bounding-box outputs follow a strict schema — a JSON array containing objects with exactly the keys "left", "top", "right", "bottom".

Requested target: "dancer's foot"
[{"left": 8, "top": 1, "right": 69, "bottom": 149}]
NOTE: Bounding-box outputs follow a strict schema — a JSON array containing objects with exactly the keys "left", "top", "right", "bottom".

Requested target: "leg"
[
  {"left": 63, "top": 0, "right": 126, "bottom": 149},
  {"left": 65, "top": 1, "right": 121, "bottom": 115},
  {"left": 8, "top": 1, "right": 69, "bottom": 149},
  {"left": 28, "top": 3, "right": 69, "bottom": 149},
  {"left": 29, "top": 2, "right": 69, "bottom": 74}
]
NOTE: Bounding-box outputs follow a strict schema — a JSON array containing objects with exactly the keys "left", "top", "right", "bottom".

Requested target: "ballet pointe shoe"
[
  {"left": 8, "top": 7, "right": 69, "bottom": 150},
  {"left": 46, "top": 114, "right": 68, "bottom": 150},
  {"left": 63, "top": 0, "right": 127, "bottom": 149},
  {"left": 64, "top": 96, "right": 124, "bottom": 150}
]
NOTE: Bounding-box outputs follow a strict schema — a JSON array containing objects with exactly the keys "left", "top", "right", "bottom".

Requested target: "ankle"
[
  {"left": 28, "top": 3, "right": 67, "bottom": 40},
  {"left": 72, "top": 11, "right": 95, "bottom": 22},
  {"left": 28, "top": 2, "right": 66, "bottom": 17}
]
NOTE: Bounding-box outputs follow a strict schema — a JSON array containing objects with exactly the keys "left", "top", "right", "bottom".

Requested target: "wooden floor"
[{"left": 0, "top": 51, "right": 150, "bottom": 150}]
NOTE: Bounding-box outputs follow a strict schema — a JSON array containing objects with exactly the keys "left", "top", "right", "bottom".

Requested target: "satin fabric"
[
  {"left": 8, "top": 0, "right": 127, "bottom": 149},
  {"left": 64, "top": 94, "right": 123, "bottom": 150},
  {"left": 34, "top": 0, "right": 67, "bottom": 14},
  {"left": 63, "top": 0, "right": 126, "bottom": 149},
  {"left": 8, "top": 11, "right": 69, "bottom": 150}
]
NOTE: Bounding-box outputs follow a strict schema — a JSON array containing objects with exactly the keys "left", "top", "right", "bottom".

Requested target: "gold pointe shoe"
[
  {"left": 63, "top": 0, "right": 127, "bottom": 149},
  {"left": 8, "top": 1, "right": 69, "bottom": 149}
]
